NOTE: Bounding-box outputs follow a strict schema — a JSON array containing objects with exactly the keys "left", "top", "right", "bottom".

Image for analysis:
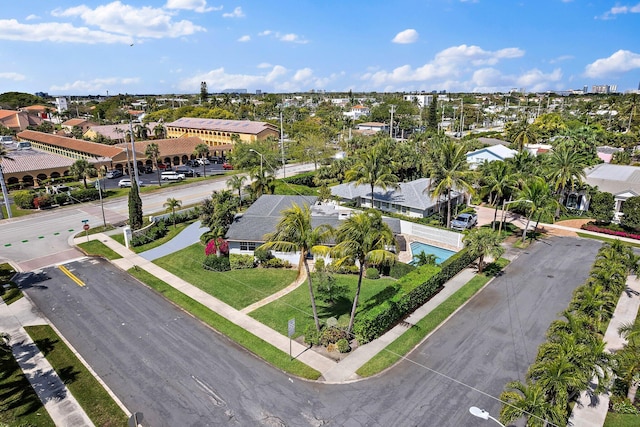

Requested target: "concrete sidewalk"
[
  {"left": 1, "top": 296, "right": 95, "bottom": 427},
  {"left": 569, "top": 275, "right": 640, "bottom": 427}
]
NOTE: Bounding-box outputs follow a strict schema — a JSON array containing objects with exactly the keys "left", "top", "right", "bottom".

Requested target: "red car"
[{"left": 222, "top": 162, "right": 233, "bottom": 170}]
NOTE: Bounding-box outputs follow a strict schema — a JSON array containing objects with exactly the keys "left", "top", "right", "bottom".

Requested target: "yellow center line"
[{"left": 58, "top": 265, "right": 86, "bottom": 287}]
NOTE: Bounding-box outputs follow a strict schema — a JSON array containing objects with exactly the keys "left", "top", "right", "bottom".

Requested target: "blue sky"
[{"left": 1, "top": 1, "right": 639, "bottom": 96}]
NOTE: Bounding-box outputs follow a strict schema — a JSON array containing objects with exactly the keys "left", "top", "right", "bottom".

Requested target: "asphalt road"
[{"left": 21, "top": 235, "right": 601, "bottom": 427}]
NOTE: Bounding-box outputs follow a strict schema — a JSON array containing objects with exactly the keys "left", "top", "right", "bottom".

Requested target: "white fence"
[{"left": 400, "top": 220, "right": 463, "bottom": 250}]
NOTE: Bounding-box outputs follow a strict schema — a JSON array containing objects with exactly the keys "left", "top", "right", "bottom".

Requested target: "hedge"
[
  {"left": 387, "top": 262, "right": 416, "bottom": 279},
  {"left": 353, "top": 248, "right": 475, "bottom": 344},
  {"left": 581, "top": 223, "right": 640, "bottom": 240},
  {"left": 280, "top": 171, "right": 318, "bottom": 187}
]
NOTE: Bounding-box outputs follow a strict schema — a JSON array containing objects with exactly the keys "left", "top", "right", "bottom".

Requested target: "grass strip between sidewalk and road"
[
  {"left": 575, "top": 232, "right": 640, "bottom": 248},
  {"left": 356, "top": 259, "right": 509, "bottom": 378},
  {"left": 128, "top": 267, "right": 321, "bottom": 380},
  {"left": 77, "top": 240, "right": 123, "bottom": 260},
  {"left": 0, "top": 337, "right": 55, "bottom": 427},
  {"left": 24, "top": 325, "right": 128, "bottom": 427},
  {"left": 604, "top": 412, "right": 640, "bottom": 427},
  {"left": 1, "top": 262, "right": 23, "bottom": 305}
]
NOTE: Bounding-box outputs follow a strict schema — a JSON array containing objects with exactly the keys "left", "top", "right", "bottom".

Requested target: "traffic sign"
[
  {"left": 81, "top": 219, "right": 89, "bottom": 224},
  {"left": 83, "top": 224, "right": 90, "bottom": 231}
]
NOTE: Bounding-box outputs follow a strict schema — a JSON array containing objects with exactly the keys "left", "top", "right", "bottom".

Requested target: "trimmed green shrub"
[
  {"left": 388, "top": 262, "right": 416, "bottom": 279},
  {"left": 281, "top": 171, "right": 318, "bottom": 187},
  {"left": 34, "top": 193, "right": 53, "bottom": 209},
  {"left": 366, "top": 267, "right": 380, "bottom": 279},
  {"left": 336, "top": 338, "right": 351, "bottom": 353},
  {"left": 203, "top": 255, "right": 231, "bottom": 272},
  {"left": 230, "top": 254, "right": 255, "bottom": 269},
  {"left": 303, "top": 324, "right": 321, "bottom": 346},
  {"left": 264, "top": 258, "right": 291, "bottom": 269},
  {"left": 70, "top": 187, "right": 99, "bottom": 202},
  {"left": 319, "top": 326, "right": 348, "bottom": 346},
  {"left": 131, "top": 221, "right": 168, "bottom": 247},
  {"left": 254, "top": 248, "right": 273, "bottom": 264},
  {"left": 13, "top": 190, "right": 35, "bottom": 209},
  {"left": 54, "top": 193, "right": 70, "bottom": 205}
]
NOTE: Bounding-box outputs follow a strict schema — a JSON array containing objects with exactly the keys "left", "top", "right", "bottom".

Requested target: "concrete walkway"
[
  {"left": 569, "top": 275, "right": 640, "bottom": 427},
  {"left": 138, "top": 220, "right": 204, "bottom": 261},
  {"left": 1, "top": 296, "right": 95, "bottom": 427}
]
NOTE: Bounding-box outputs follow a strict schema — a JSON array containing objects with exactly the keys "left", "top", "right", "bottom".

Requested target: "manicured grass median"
[
  {"left": 77, "top": 240, "right": 123, "bottom": 260},
  {"left": 576, "top": 232, "right": 640, "bottom": 248},
  {"left": 111, "top": 220, "right": 195, "bottom": 253},
  {"left": 604, "top": 413, "right": 640, "bottom": 427},
  {"left": 128, "top": 267, "right": 321, "bottom": 380},
  {"left": 250, "top": 274, "right": 397, "bottom": 338},
  {"left": 154, "top": 243, "right": 297, "bottom": 309},
  {"left": 356, "top": 259, "right": 510, "bottom": 377},
  {"left": 0, "top": 262, "right": 23, "bottom": 305},
  {"left": 25, "top": 325, "right": 128, "bottom": 427},
  {"left": 0, "top": 338, "right": 55, "bottom": 426}
]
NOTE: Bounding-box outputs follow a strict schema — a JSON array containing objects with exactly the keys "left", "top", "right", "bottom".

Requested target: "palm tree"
[
  {"left": 463, "top": 228, "right": 505, "bottom": 273},
  {"left": 226, "top": 175, "right": 247, "bottom": 206},
  {"left": 424, "top": 138, "right": 475, "bottom": 228},
  {"left": 194, "top": 143, "right": 210, "bottom": 177},
  {"left": 332, "top": 210, "right": 397, "bottom": 333},
  {"left": 482, "top": 160, "right": 517, "bottom": 228},
  {"left": 249, "top": 169, "right": 275, "bottom": 199},
  {"left": 517, "top": 178, "right": 558, "bottom": 242},
  {"left": 153, "top": 123, "right": 166, "bottom": 139},
  {"left": 345, "top": 143, "right": 399, "bottom": 209},
  {"left": 544, "top": 145, "right": 587, "bottom": 215},
  {"left": 258, "top": 203, "right": 333, "bottom": 331},
  {"left": 69, "top": 159, "right": 96, "bottom": 188},
  {"left": 412, "top": 252, "right": 438, "bottom": 267},
  {"left": 615, "top": 320, "right": 640, "bottom": 401},
  {"left": 145, "top": 142, "right": 162, "bottom": 187},
  {"left": 511, "top": 120, "right": 538, "bottom": 152},
  {"left": 163, "top": 198, "right": 182, "bottom": 228},
  {"left": 499, "top": 380, "right": 564, "bottom": 427}
]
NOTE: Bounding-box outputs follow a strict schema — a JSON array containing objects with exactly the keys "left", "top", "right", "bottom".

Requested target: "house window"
[
  {"left": 401, "top": 206, "right": 408, "bottom": 213},
  {"left": 240, "top": 242, "right": 256, "bottom": 251}
]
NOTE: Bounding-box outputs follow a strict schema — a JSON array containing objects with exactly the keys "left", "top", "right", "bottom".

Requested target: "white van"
[
  {"left": 0, "top": 136, "right": 14, "bottom": 145},
  {"left": 161, "top": 171, "right": 185, "bottom": 181}
]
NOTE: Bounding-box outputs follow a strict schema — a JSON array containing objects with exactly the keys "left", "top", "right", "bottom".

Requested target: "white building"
[
  {"left": 465, "top": 144, "right": 517, "bottom": 169},
  {"left": 403, "top": 94, "right": 433, "bottom": 108}
]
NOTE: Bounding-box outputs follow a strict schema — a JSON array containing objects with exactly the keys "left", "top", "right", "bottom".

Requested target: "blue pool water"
[{"left": 410, "top": 242, "right": 456, "bottom": 265}]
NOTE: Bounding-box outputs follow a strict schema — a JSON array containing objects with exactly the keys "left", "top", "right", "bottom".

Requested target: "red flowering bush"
[
  {"left": 205, "top": 238, "right": 229, "bottom": 256},
  {"left": 581, "top": 224, "right": 640, "bottom": 240}
]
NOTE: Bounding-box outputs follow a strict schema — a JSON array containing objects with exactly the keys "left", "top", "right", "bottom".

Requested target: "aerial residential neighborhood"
[{"left": 1, "top": 1, "right": 640, "bottom": 427}]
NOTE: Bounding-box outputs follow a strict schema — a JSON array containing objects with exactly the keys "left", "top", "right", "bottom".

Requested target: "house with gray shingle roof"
[
  {"left": 330, "top": 178, "right": 463, "bottom": 218},
  {"left": 225, "top": 195, "right": 401, "bottom": 265}
]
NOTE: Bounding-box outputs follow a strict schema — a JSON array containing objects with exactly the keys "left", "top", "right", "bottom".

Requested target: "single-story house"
[
  {"left": 330, "top": 178, "right": 464, "bottom": 218},
  {"left": 466, "top": 144, "right": 517, "bottom": 169},
  {"left": 596, "top": 146, "right": 623, "bottom": 163},
  {"left": 585, "top": 163, "right": 640, "bottom": 219},
  {"left": 225, "top": 195, "right": 401, "bottom": 266}
]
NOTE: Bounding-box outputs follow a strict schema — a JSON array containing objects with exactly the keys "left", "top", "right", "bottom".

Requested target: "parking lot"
[{"left": 99, "top": 162, "right": 228, "bottom": 189}]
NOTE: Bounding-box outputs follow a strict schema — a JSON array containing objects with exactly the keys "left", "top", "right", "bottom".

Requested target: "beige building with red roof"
[
  {"left": 0, "top": 110, "right": 44, "bottom": 132},
  {"left": 165, "top": 118, "right": 278, "bottom": 155},
  {"left": 61, "top": 118, "right": 97, "bottom": 134}
]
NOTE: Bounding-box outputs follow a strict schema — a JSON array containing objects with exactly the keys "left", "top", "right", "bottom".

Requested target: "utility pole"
[
  {"left": 129, "top": 121, "right": 140, "bottom": 185},
  {"left": 280, "top": 110, "right": 286, "bottom": 178},
  {"left": 389, "top": 104, "right": 396, "bottom": 138}
]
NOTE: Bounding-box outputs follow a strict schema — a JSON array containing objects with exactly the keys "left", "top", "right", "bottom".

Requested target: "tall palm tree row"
[
  {"left": 345, "top": 142, "right": 399, "bottom": 209},
  {"left": 499, "top": 241, "right": 637, "bottom": 426}
]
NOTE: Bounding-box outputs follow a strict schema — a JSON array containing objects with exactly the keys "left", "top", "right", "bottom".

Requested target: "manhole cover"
[
  {"left": 575, "top": 244, "right": 581, "bottom": 247},
  {"left": 547, "top": 275, "right": 554, "bottom": 278}
]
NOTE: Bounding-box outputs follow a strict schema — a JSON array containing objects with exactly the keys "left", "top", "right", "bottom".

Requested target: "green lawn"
[
  {"left": 356, "top": 258, "right": 510, "bottom": 377},
  {"left": 576, "top": 232, "right": 640, "bottom": 248},
  {"left": 604, "top": 412, "right": 640, "bottom": 427},
  {"left": 249, "top": 274, "right": 398, "bottom": 338},
  {"left": 154, "top": 243, "right": 298, "bottom": 309},
  {"left": 128, "top": 267, "right": 320, "bottom": 379},
  {"left": 25, "top": 325, "right": 128, "bottom": 427},
  {"left": 0, "top": 339, "right": 55, "bottom": 426},
  {"left": 77, "top": 240, "right": 123, "bottom": 260},
  {"left": 0, "top": 262, "right": 22, "bottom": 305}
]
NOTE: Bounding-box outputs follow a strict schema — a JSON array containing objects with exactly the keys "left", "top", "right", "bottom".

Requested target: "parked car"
[
  {"left": 118, "top": 178, "right": 145, "bottom": 188},
  {"left": 209, "top": 156, "right": 223, "bottom": 164},
  {"left": 451, "top": 213, "right": 478, "bottom": 231},
  {"left": 161, "top": 171, "right": 185, "bottom": 181},
  {"left": 175, "top": 166, "right": 200, "bottom": 177},
  {"left": 106, "top": 169, "right": 123, "bottom": 179},
  {"left": 185, "top": 159, "right": 198, "bottom": 167},
  {"left": 158, "top": 163, "right": 172, "bottom": 171},
  {"left": 222, "top": 162, "right": 233, "bottom": 170},
  {"left": 197, "top": 158, "right": 210, "bottom": 165}
]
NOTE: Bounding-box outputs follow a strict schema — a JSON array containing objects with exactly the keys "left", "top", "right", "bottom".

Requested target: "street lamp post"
[
  {"left": 469, "top": 406, "right": 505, "bottom": 427},
  {"left": 249, "top": 149, "right": 263, "bottom": 176}
]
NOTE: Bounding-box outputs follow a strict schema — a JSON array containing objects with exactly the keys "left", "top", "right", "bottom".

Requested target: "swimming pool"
[{"left": 410, "top": 242, "right": 456, "bottom": 265}]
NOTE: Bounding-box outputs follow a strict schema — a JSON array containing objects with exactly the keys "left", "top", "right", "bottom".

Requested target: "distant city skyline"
[{"left": 1, "top": 1, "right": 640, "bottom": 96}]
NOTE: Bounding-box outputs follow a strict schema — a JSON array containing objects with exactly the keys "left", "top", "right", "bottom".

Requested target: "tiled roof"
[
  {"left": 84, "top": 122, "right": 161, "bottom": 140},
  {"left": 62, "top": 118, "right": 92, "bottom": 127},
  {"left": 165, "top": 118, "right": 277, "bottom": 135},
  {"left": 115, "top": 137, "right": 211, "bottom": 157},
  {"left": 0, "top": 110, "right": 43, "bottom": 130},
  {"left": 17, "top": 130, "right": 124, "bottom": 158},
  {"left": 0, "top": 148, "right": 101, "bottom": 174}
]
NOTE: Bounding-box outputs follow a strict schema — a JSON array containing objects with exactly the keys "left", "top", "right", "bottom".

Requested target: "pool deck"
[{"left": 399, "top": 234, "right": 461, "bottom": 264}]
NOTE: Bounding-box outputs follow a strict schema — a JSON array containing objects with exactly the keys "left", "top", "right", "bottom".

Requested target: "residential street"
[{"left": 20, "top": 235, "right": 601, "bottom": 426}]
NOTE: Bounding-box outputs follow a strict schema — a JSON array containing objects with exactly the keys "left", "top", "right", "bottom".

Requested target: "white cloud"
[
  {"left": 237, "top": 35, "right": 250, "bottom": 42},
  {"left": 599, "top": 2, "right": 640, "bottom": 19},
  {"left": 179, "top": 65, "right": 339, "bottom": 92},
  {"left": 470, "top": 67, "right": 562, "bottom": 93},
  {"left": 257, "top": 62, "right": 272, "bottom": 68},
  {"left": 549, "top": 55, "right": 574, "bottom": 64},
  {"left": 52, "top": 1, "right": 205, "bottom": 39},
  {"left": 49, "top": 77, "right": 140, "bottom": 93},
  {"left": 0, "top": 72, "right": 26, "bottom": 81},
  {"left": 222, "top": 6, "right": 245, "bottom": 18},
  {"left": 257, "top": 30, "right": 308, "bottom": 44},
  {"left": 0, "top": 19, "right": 132, "bottom": 44},
  {"left": 584, "top": 50, "right": 640, "bottom": 77},
  {"left": 165, "top": 0, "right": 221, "bottom": 13},
  {"left": 392, "top": 29, "right": 419, "bottom": 44},
  {"left": 25, "top": 14, "right": 39, "bottom": 21},
  {"left": 360, "top": 44, "right": 524, "bottom": 86}
]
